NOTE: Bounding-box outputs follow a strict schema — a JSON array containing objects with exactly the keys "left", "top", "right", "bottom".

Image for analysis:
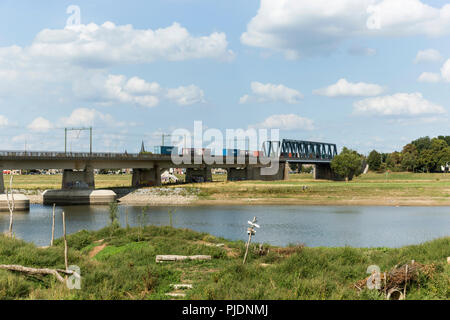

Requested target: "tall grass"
[{"left": 0, "top": 227, "right": 448, "bottom": 300}]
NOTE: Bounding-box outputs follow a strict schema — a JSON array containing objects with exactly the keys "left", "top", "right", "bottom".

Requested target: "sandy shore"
[
  {"left": 25, "top": 192, "right": 449, "bottom": 206},
  {"left": 192, "top": 198, "right": 450, "bottom": 206}
]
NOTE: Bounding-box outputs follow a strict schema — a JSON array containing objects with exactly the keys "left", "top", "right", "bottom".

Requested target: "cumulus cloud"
[
  {"left": 353, "top": 92, "right": 446, "bottom": 116},
  {"left": 241, "top": 0, "right": 450, "bottom": 58},
  {"left": 27, "top": 117, "right": 54, "bottom": 132},
  {"left": 313, "top": 78, "right": 384, "bottom": 97},
  {"left": 414, "top": 49, "right": 443, "bottom": 63},
  {"left": 101, "top": 75, "right": 160, "bottom": 108},
  {"left": 31, "top": 22, "right": 234, "bottom": 67},
  {"left": 417, "top": 72, "right": 441, "bottom": 83},
  {"left": 251, "top": 114, "right": 314, "bottom": 131},
  {"left": 240, "top": 82, "right": 303, "bottom": 104},
  {"left": 0, "top": 21, "right": 221, "bottom": 107},
  {"left": 166, "top": 85, "right": 205, "bottom": 106},
  {"left": 418, "top": 59, "right": 450, "bottom": 83},
  {"left": 72, "top": 73, "right": 205, "bottom": 107},
  {"left": 26, "top": 109, "right": 127, "bottom": 133},
  {"left": 60, "top": 108, "right": 126, "bottom": 127}
]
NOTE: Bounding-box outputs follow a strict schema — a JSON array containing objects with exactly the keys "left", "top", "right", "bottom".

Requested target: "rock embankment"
[{"left": 114, "top": 187, "right": 198, "bottom": 205}]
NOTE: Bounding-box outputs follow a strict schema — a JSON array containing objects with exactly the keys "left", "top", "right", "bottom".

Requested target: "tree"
[
  {"left": 417, "top": 149, "right": 435, "bottom": 173},
  {"left": 412, "top": 136, "right": 431, "bottom": 153},
  {"left": 330, "top": 147, "right": 363, "bottom": 181},
  {"left": 386, "top": 151, "right": 402, "bottom": 171},
  {"left": 367, "top": 150, "right": 382, "bottom": 171},
  {"left": 436, "top": 147, "right": 450, "bottom": 171},
  {"left": 289, "top": 163, "right": 301, "bottom": 173},
  {"left": 401, "top": 144, "right": 418, "bottom": 172},
  {"left": 437, "top": 136, "right": 450, "bottom": 146},
  {"left": 421, "top": 138, "right": 449, "bottom": 172}
]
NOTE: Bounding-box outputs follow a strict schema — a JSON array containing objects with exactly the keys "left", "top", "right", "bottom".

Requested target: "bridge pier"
[
  {"left": 314, "top": 163, "right": 342, "bottom": 180},
  {"left": 62, "top": 166, "right": 95, "bottom": 190},
  {"left": 132, "top": 166, "right": 162, "bottom": 187},
  {"left": 44, "top": 165, "right": 116, "bottom": 205},
  {"left": 227, "top": 163, "right": 289, "bottom": 182},
  {"left": 0, "top": 171, "right": 30, "bottom": 212},
  {"left": 185, "top": 167, "right": 212, "bottom": 183}
]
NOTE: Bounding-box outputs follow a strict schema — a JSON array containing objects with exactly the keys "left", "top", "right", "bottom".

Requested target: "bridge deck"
[{"left": 0, "top": 150, "right": 332, "bottom": 170}]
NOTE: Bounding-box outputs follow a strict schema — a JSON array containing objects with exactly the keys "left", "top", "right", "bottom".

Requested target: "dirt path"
[{"left": 89, "top": 244, "right": 107, "bottom": 258}]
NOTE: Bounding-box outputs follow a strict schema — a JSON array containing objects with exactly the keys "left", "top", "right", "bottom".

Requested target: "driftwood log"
[
  {"left": 156, "top": 255, "right": 211, "bottom": 263},
  {"left": 355, "top": 261, "right": 435, "bottom": 297},
  {"left": 0, "top": 264, "right": 78, "bottom": 283}
]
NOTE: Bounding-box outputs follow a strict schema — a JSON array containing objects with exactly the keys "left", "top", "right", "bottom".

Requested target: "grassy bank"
[
  {"left": 5, "top": 172, "right": 450, "bottom": 205},
  {"left": 0, "top": 226, "right": 448, "bottom": 300},
  {"left": 183, "top": 172, "right": 450, "bottom": 206}
]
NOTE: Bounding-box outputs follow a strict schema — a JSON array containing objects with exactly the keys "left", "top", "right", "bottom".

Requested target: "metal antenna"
[{"left": 64, "top": 127, "right": 93, "bottom": 154}]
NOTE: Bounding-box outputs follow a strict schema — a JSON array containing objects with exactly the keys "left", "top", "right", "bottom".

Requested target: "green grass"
[
  {"left": 176, "top": 172, "right": 450, "bottom": 203},
  {"left": 0, "top": 226, "right": 448, "bottom": 300},
  {"left": 5, "top": 174, "right": 132, "bottom": 190}
]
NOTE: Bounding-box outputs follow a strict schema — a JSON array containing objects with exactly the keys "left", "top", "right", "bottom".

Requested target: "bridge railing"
[{"left": 0, "top": 150, "right": 169, "bottom": 159}]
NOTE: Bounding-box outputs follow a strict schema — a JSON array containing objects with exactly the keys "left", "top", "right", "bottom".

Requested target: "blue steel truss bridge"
[{"left": 264, "top": 139, "right": 338, "bottom": 164}]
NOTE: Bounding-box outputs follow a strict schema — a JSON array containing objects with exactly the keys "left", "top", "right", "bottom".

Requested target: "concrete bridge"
[{"left": 0, "top": 139, "right": 339, "bottom": 207}]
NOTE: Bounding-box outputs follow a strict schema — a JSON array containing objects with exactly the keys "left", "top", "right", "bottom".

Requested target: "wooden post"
[
  {"left": 51, "top": 204, "right": 56, "bottom": 246},
  {"left": 62, "top": 211, "right": 68, "bottom": 271},
  {"left": 243, "top": 216, "right": 259, "bottom": 265},
  {"left": 6, "top": 174, "right": 15, "bottom": 238},
  {"left": 243, "top": 232, "right": 252, "bottom": 265}
]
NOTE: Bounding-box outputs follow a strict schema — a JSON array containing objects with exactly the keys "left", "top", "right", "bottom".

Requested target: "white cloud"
[
  {"left": 240, "top": 82, "right": 303, "bottom": 104},
  {"left": 353, "top": 92, "right": 446, "bottom": 116},
  {"left": 102, "top": 75, "right": 160, "bottom": 108},
  {"left": 441, "top": 59, "right": 450, "bottom": 82},
  {"left": 73, "top": 73, "right": 205, "bottom": 107},
  {"left": 414, "top": 49, "right": 443, "bottom": 63},
  {"left": 417, "top": 72, "right": 441, "bottom": 83},
  {"left": 124, "top": 77, "right": 161, "bottom": 95},
  {"left": 0, "top": 22, "right": 220, "bottom": 107},
  {"left": 251, "top": 114, "right": 314, "bottom": 131},
  {"left": 166, "top": 85, "right": 205, "bottom": 106},
  {"left": 0, "top": 115, "right": 8, "bottom": 127},
  {"left": 366, "top": 0, "right": 450, "bottom": 36},
  {"left": 31, "top": 22, "right": 234, "bottom": 67},
  {"left": 417, "top": 59, "right": 450, "bottom": 83},
  {"left": 27, "top": 117, "right": 53, "bottom": 132},
  {"left": 241, "top": 0, "right": 450, "bottom": 58},
  {"left": 313, "top": 78, "right": 384, "bottom": 97},
  {"left": 60, "top": 108, "right": 125, "bottom": 127}
]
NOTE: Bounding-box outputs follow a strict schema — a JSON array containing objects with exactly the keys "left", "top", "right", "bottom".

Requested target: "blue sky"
[{"left": 0, "top": 0, "right": 449, "bottom": 154}]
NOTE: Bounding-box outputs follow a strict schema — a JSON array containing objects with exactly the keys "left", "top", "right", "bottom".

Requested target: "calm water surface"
[{"left": 0, "top": 204, "right": 448, "bottom": 248}]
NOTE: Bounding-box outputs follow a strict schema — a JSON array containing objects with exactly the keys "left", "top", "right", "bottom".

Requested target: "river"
[{"left": 0, "top": 204, "right": 448, "bottom": 248}]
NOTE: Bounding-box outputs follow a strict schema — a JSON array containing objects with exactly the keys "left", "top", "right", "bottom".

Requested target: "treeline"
[{"left": 367, "top": 136, "right": 450, "bottom": 173}]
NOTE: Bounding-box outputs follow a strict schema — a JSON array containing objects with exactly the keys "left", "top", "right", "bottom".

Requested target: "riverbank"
[
  {"left": 0, "top": 226, "right": 448, "bottom": 300},
  {"left": 7, "top": 172, "right": 450, "bottom": 206}
]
